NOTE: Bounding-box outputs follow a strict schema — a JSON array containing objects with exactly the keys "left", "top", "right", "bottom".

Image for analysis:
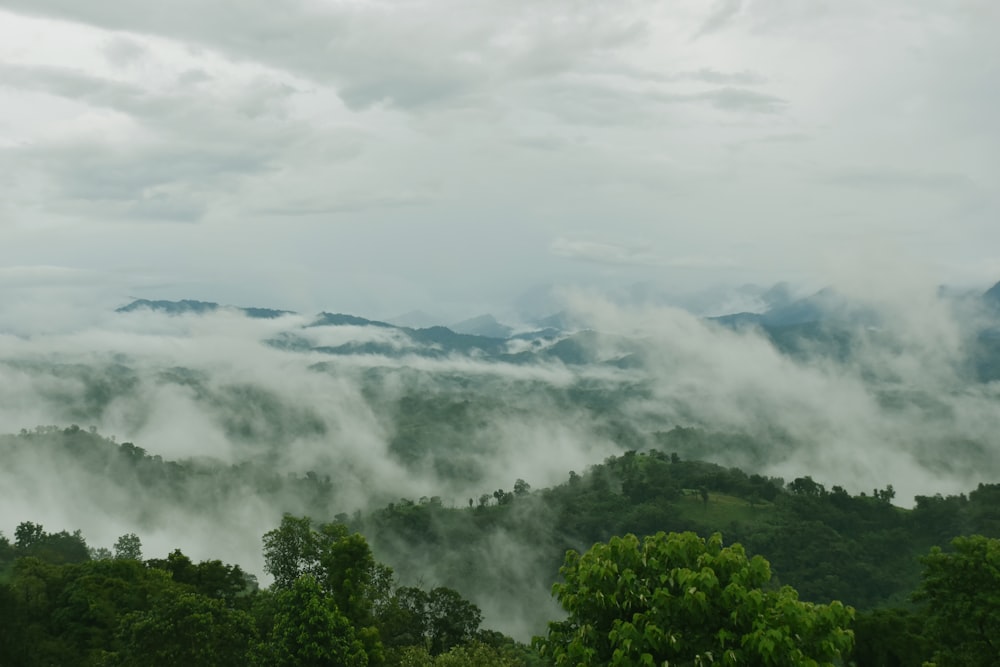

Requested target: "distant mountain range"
[
  {"left": 115, "top": 279, "right": 1000, "bottom": 377},
  {"left": 448, "top": 314, "right": 513, "bottom": 339},
  {"left": 116, "top": 299, "right": 293, "bottom": 320}
]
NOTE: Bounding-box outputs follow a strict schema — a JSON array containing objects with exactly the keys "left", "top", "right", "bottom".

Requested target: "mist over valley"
[
  {"left": 2, "top": 2, "right": 999, "bottom": 662},
  {"left": 4, "top": 278, "right": 1000, "bottom": 640}
]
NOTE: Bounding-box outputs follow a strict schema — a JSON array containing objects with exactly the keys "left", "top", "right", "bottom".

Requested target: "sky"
[{"left": 0, "top": 0, "right": 998, "bottom": 321}]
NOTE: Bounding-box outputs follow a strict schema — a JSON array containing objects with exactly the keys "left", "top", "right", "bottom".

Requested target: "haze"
[
  {"left": 1, "top": 1, "right": 998, "bottom": 319},
  {"left": 1, "top": 1, "right": 999, "bottom": 641}
]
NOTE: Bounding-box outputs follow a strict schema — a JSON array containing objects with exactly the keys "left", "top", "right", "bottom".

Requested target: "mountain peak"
[
  {"left": 449, "top": 314, "right": 513, "bottom": 338},
  {"left": 983, "top": 280, "right": 1000, "bottom": 305}
]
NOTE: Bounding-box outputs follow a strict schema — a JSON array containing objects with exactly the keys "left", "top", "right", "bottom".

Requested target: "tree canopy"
[
  {"left": 914, "top": 534, "right": 1000, "bottom": 666},
  {"left": 536, "top": 531, "right": 854, "bottom": 666}
]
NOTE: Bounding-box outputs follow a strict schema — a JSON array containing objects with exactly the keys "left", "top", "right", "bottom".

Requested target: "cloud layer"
[{"left": 0, "top": 1, "right": 997, "bottom": 315}]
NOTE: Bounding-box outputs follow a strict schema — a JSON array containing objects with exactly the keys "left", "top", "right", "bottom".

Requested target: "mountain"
[
  {"left": 532, "top": 310, "right": 587, "bottom": 331},
  {"left": 759, "top": 288, "right": 879, "bottom": 328},
  {"left": 760, "top": 282, "right": 795, "bottom": 311},
  {"left": 983, "top": 280, "right": 1000, "bottom": 310},
  {"left": 709, "top": 287, "right": 881, "bottom": 328},
  {"left": 309, "top": 312, "right": 394, "bottom": 328},
  {"left": 388, "top": 310, "right": 442, "bottom": 328},
  {"left": 117, "top": 299, "right": 221, "bottom": 315},
  {"left": 448, "top": 314, "right": 513, "bottom": 339},
  {"left": 117, "top": 299, "right": 292, "bottom": 319}
]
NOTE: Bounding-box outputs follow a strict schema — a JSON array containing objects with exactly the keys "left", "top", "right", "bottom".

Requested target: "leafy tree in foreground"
[
  {"left": 262, "top": 515, "right": 388, "bottom": 663},
  {"left": 536, "top": 531, "right": 854, "bottom": 666},
  {"left": 914, "top": 534, "right": 1000, "bottom": 667},
  {"left": 260, "top": 574, "right": 370, "bottom": 666},
  {"left": 115, "top": 590, "right": 256, "bottom": 667}
]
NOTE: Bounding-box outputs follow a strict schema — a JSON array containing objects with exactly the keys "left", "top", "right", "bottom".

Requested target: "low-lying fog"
[{"left": 2, "top": 276, "right": 999, "bottom": 637}]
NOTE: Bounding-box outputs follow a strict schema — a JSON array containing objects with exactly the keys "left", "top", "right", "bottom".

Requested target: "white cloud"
[{"left": 0, "top": 0, "right": 996, "bottom": 324}]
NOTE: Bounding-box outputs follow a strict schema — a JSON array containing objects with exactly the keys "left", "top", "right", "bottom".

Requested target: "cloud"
[
  {"left": 101, "top": 35, "right": 148, "bottom": 68},
  {"left": 0, "top": 276, "right": 999, "bottom": 636},
  {"left": 0, "top": 0, "right": 998, "bottom": 335},
  {"left": 563, "top": 282, "right": 1000, "bottom": 504},
  {"left": 679, "top": 68, "right": 766, "bottom": 85},
  {"left": 0, "top": 60, "right": 317, "bottom": 221},
  {"left": 0, "top": 0, "right": 651, "bottom": 111},
  {"left": 696, "top": 0, "right": 744, "bottom": 37},
  {"left": 0, "top": 264, "right": 108, "bottom": 288},
  {"left": 551, "top": 237, "right": 657, "bottom": 266},
  {"left": 823, "top": 167, "right": 972, "bottom": 191},
  {"left": 693, "top": 87, "right": 787, "bottom": 113}
]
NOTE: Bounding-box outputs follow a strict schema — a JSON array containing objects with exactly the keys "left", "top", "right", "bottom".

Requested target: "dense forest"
[
  {"left": 3, "top": 292, "right": 1000, "bottom": 664},
  {"left": 3, "top": 0, "right": 998, "bottom": 659},
  {"left": 2, "top": 426, "right": 998, "bottom": 665}
]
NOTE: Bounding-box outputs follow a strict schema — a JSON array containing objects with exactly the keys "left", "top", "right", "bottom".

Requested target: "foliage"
[
  {"left": 262, "top": 515, "right": 390, "bottom": 663},
  {"left": 390, "top": 640, "right": 528, "bottom": 666},
  {"left": 851, "top": 608, "right": 928, "bottom": 667},
  {"left": 8, "top": 428, "right": 1000, "bottom": 665},
  {"left": 263, "top": 514, "right": 391, "bottom": 623},
  {"left": 114, "top": 590, "right": 256, "bottom": 666},
  {"left": 12, "top": 521, "right": 90, "bottom": 565},
  {"left": 536, "top": 531, "right": 854, "bottom": 666},
  {"left": 914, "top": 535, "right": 1000, "bottom": 666},
  {"left": 113, "top": 533, "right": 143, "bottom": 561},
  {"left": 379, "top": 585, "right": 483, "bottom": 655},
  {"left": 255, "top": 574, "right": 370, "bottom": 666},
  {"left": 145, "top": 549, "right": 252, "bottom": 603}
]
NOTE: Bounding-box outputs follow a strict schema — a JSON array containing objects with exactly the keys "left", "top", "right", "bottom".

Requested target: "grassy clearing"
[{"left": 673, "top": 490, "right": 774, "bottom": 526}]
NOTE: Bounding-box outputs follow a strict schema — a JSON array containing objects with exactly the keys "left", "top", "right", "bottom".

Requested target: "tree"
[
  {"left": 261, "top": 575, "right": 370, "bottom": 666},
  {"left": 13, "top": 523, "right": 89, "bottom": 564},
  {"left": 788, "top": 476, "right": 825, "bottom": 497},
  {"left": 876, "top": 485, "right": 896, "bottom": 503},
  {"left": 14, "top": 521, "right": 44, "bottom": 550},
  {"left": 262, "top": 515, "right": 388, "bottom": 662},
  {"left": 114, "top": 533, "right": 143, "bottom": 561},
  {"left": 262, "top": 515, "right": 317, "bottom": 591},
  {"left": 851, "top": 608, "right": 929, "bottom": 667},
  {"left": 536, "top": 531, "right": 854, "bottom": 666},
  {"left": 146, "top": 549, "right": 250, "bottom": 602},
  {"left": 378, "top": 586, "right": 482, "bottom": 656},
  {"left": 425, "top": 587, "right": 483, "bottom": 655},
  {"left": 914, "top": 534, "right": 1000, "bottom": 666},
  {"left": 116, "top": 590, "right": 256, "bottom": 667}
]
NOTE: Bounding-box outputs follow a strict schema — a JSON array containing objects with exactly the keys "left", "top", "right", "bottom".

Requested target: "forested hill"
[{"left": 3, "top": 427, "right": 999, "bottom": 630}]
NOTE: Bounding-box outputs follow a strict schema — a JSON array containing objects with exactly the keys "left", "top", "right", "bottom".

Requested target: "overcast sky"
[{"left": 0, "top": 0, "right": 997, "bottom": 321}]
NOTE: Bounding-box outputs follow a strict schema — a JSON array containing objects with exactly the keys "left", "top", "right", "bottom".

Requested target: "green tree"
[
  {"left": 379, "top": 586, "right": 430, "bottom": 650},
  {"left": 113, "top": 533, "right": 143, "bottom": 561},
  {"left": 262, "top": 515, "right": 317, "bottom": 591},
  {"left": 12, "top": 522, "right": 89, "bottom": 564},
  {"left": 914, "top": 534, "right": 1000, "bottom": 666},
  {"left": 378, "top": 585, "right": 483, "bottom": 655},
  {"left": 536, "top": 531, "right": 854, "bottom": 666},
  {"left": 14, "top": 522, "right": 44, "bottom": 550},
  {"left": 261, "top": 575, "right": 370, "bottom": 666},
  {"left": 262, "top": 515, "right": 388, "bottom": 662},
  {"left": 115, "top": 590, "right": 256, "bottom": 667},
  {"left": 387, "top": 641, "right": 526, "bottom": 667},
  {"left": 425, "top": 587, "right": 483, "bottom": 655},
  {"left": 851, "top": 608, "right": 928, "bottom": 667}
]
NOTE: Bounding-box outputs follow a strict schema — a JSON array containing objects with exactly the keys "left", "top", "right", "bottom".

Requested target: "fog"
[{"left": 1, "top": 278, "right": 998, "bottom": 637}]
